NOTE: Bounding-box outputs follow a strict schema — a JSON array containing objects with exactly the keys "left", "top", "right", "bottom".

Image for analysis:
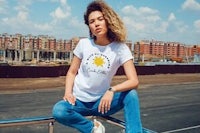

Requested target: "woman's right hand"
[{"left": 63, "top": 93, "right": 76, "bottom": 105}]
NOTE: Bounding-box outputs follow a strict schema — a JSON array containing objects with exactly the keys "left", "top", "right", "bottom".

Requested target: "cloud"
[
  {"left": 121, "top": 5, "right": 159, "bottom": 16},
  {"left": 60, "top": 0, "right": 66, "bottom": 5},
  {"left": 123, "top": 16, "right": 145, "bottom": 31},
  {"left": 50, "top": 7, "right": 70, "bottom": 19},
  {"left": 121, "top": 5, "right": 170, "bottom": 42},
  {"left": 48, "top": 0, "right": 87, "bottom": 38},
  {"left": 0, "top": 0, "right": 86, "bottom": 40},
  {"left": 120, "top": 4, "right": 192, "bottom": 43},
  {"left": 1, "top": 1, "right": 198, "bottom": 44},
  {"left": 34, "top": 23, "right": 52, "bottom": 31},
  {"left": 17, "top": 11, "right": 29, "bottom": 21},
  {"left": 168, "top": 13, "right": 176, "bottom": 21},
  {"left": 139, "top": 6, "right": 159, "bottom": 15},
  {"left": 175, "top": 21, "right": 188, "bottom": 33},
  {"left": 50, "top": 0, "right": 71, "bottom": 20},
  {"left": 182, "top": 0, "right": 200, "bottom": 11},
  {"left": 155, "top": 22, "right": 169, "bottom": 33},
  {"left": 0, "top": 0, "right": 8, "bottom": 14},
  {"left": 121, "top": 5, "right": 138, "bottom": 15},
  {"left": 121, "top": 5, "right": 162, "bottom": 35},
  {"left": 194, "top": 19, "right": 200, "bottom": 32},
  {"left": 1, "top": 0, "right": 53, "bottom": 35},
  {"left": 1, "top": 0, "right": 31, "bottom": 27},
  {"left": 14, "top": 0, "right": 32, "bottom": 12}
]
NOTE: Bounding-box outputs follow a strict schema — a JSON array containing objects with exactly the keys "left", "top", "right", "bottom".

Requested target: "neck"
[{"left": 95, "top": 37, "right": 111, "bottom": 46}]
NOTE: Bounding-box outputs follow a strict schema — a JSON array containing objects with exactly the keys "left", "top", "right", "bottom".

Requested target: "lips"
[{"left": 95, "top": 28, "right": 102, "bottom": 33}]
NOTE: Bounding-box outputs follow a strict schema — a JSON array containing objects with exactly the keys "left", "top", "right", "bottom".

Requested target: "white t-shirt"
[{"left": 73, "top": 38, "right": 133, "bottom": 102}]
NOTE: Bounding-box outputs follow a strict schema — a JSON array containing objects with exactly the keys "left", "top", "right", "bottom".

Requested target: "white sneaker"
[{"left": 93, "top": 119, "right": 105, "bottom": 133}]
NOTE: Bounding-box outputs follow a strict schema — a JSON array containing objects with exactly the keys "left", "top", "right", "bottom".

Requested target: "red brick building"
[{"left": 134, "top": 40, "right": 200, "bottom": 62}]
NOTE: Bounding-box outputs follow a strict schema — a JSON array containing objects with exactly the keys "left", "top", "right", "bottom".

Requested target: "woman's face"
[{"left": 88, "top": 11, "right": 108, "bottom": 39}]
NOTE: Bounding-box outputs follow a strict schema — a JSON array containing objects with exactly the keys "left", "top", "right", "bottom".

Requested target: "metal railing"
[
  {"left": 0, "top": 116, "right": 157, "bottom": 133},
  {"left": 0, "top": 116, "right": 55, "bottom": 133}
]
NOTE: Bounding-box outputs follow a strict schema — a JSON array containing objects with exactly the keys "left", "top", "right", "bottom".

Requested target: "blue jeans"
[{"left": 52, "top": 89, "right": 142, "bottom": 133}]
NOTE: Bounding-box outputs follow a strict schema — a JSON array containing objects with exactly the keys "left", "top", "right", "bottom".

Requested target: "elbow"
[
  {"left": 131, "top": 79, "right": 139, "bottom": 89},
  {"left": 135, "top": 80, "right": 139, "bottom": 89}
]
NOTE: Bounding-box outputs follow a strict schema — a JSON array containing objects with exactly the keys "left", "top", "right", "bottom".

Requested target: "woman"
[{"left": 52, "top": 1, "right": 143, "bottom": 133}]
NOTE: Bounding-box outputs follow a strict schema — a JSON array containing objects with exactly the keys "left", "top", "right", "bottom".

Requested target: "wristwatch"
[{"left": 108, "top": 87, "right": 115, "bottom": 92}]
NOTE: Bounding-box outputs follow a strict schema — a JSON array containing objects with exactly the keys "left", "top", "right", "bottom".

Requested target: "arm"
[
  {"left": 98, "top": 59, "right": 139, "bottom": 114},
  {"left": 63, "top": 55, "right": 81, "bottom": 105},
  {"left": 111, "top": 59, "right": 139, "bottom": 92}
]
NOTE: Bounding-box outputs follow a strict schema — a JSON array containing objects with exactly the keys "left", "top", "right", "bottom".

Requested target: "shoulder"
[
  {"left": 78, "top": 38, "right": 92, "bottom": 44},
  {"left": 113, "top": 42, "right": 133, "bottom": 65},
  {"left": 112, "top": 42, "right": 130, "bottom": 52},
  {"left": 75, "top": 38, "right": 92, "bottom": 49}
]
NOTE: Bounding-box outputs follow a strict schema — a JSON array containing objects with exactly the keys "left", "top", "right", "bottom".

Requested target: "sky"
[{"left": 0, "top": 0, "right": 200, "bottom": 45}]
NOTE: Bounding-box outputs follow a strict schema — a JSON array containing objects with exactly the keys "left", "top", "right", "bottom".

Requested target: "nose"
[{"left": 94, "top": 20, "right": 100, "bottom": 27}]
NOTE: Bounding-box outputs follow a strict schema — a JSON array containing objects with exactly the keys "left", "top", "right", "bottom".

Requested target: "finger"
[
  {"left": 63, "top": 96, "right": 74, "bottom": 105},
  {"left": 105, "top": 105, "right": 110, "bottom": 113},
  {"left": 98, "top": 102, "right": 104, "bottom": 114},
  {"left": 70, "top": 100, "right": 75, "bottom": 105},
  {"left": 69, "top": 97, "right": 76, "bottom": 105},
  {"left": 104, "top": 106, "right": 108, "bottom": 113},
  {"left": 102, "top": 102, "right": 108, "bottom": 114},
  {"left": 63, "top": 97, "right": 67, "bottom": 101},
  {"left": 67, "top": 99, "right": 74, "bottom": 105},
  {"left": 98, "top": 104, "right": 102, "bottom": 113},
  {"left": 104, "top": 103, "right": 110, "bottom": 113},
  {"left": 107, "top": 102, "right": 111, "bottom": 111},
  {"left": 101, "top": 105, "right": 105, "bottom": 114},
  {"left": 98, "top": 101, "right": 103, "bottom": 113},
  {"left": 71, "top": 96, "right": 76, "bottom": 105}
]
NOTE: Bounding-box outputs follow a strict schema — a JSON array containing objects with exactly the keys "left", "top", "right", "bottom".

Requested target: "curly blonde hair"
[{"left": 84, "top": 0, "right": 127, "bottom": 43}]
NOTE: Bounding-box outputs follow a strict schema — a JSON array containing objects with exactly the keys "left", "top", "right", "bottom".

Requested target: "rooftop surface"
[{"left": 0, "top": 73, "right": 199, "bottom": 93}]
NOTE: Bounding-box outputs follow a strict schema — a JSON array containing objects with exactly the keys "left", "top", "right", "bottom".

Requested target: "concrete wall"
[{"left": 0, "top": 65, "right": 200, "bottom": 78}]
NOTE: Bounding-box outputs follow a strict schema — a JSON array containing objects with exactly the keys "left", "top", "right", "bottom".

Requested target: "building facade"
[
  {"left": 0, "top": 33, "right": 77, "bottom": 64},
  {"left": 0, "top": 33, "right": 133, "bottom": 65},
  {"left": 134, "top": 40, "right": 200, "bottom": 63}
]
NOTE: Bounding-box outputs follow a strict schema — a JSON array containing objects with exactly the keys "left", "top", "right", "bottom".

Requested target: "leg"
[
  {"left": 123, "top": 90, "right": 142, "bottom": 133},
  {"left": 52, "top": 100, "right": 94, "bottom": 133},
  {"left": 99, "top": 90, "right": 142, "bottom": 133}
]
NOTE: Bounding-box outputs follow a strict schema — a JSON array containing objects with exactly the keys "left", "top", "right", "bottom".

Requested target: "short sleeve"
[
  {"left": 73, "top": 39, "right": 83, "bottom": 59},
  {"left": 118, "top": 44, "right": 133, "bottom": 65}
]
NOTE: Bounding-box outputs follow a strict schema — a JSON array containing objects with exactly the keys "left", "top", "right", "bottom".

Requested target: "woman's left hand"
[{"left": 98, "top": 90, "right": 114, "bottom": 114}]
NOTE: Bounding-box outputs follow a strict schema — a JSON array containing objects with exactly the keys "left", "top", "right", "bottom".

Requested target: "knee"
[
  {"left": 52, "top": 100, "right": 72, "bottom": 120},
  {"left": 124, "top": 89, "right": 139, "bottom": 102}
]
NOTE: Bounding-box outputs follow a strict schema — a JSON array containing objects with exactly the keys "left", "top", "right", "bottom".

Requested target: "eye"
[
  {"left": 89, "top": 19, "right": 94, "bottom": 24},
  {"left": 98, "top": 16, "right": 104, "bottom": 21}
]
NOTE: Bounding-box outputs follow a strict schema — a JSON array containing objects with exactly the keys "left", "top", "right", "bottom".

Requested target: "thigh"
[
  {"left": 74, "top": 99, "right": 98, "bottom": 116},
  {"left": 53, "top": 100, "right": 94, "bottom": 116},
  {"left": 93, "top": 92, "right": 127, "bottom": 116},
  {"left": 108, "top": 92, "right": 126, "bottom": 114}
]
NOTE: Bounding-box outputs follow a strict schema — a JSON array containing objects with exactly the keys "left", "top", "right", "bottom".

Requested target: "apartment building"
[
  {"left": 134, "top": 40, "right": 200, "bottom": 62},
  {"left": 0, "top": 33, "right": 76, "bottom": 64},
  {"left": 0, "top": 33, "right": 133, "bottom": 65}
]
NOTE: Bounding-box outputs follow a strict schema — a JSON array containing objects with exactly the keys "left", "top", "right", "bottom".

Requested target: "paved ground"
[
  {"left": 0, "top": 73, "right": 200, "bottom": 92},
  {"left": 0, "top": 73, "right": 200, "bottom": 133}
]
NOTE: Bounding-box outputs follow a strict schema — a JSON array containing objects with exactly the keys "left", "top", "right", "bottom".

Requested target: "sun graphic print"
[
  {"left": 85, "top": 53, "right": 110, "bottom": 75},
  {"left": 93, "top": 56, "right": 105, "bottom": 67}
]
